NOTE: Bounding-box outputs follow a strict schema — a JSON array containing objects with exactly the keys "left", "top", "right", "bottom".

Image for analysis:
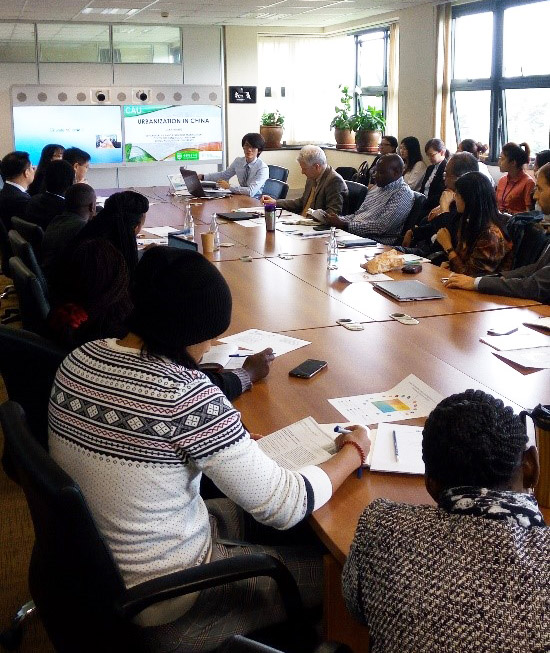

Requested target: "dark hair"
[
  {"left": 241, "top": 132, "right": 265, "bottom": 155},
  {"left": 48, "top": 239, "right": 132, "bottom": 347},
  {"left": 422, "top": 389, "right": 527, "bottom": 490},
  {"left": 535, "top": 150, "right": 550, "bottom": 169},
  {"left": 128, "top": 247, "right": 232, "bottom": 367},
  {"left": 454, "top": 171, "right": 505, "bottom": 255},
  {"left": 459, "top": 139, "right": 487, "bottom": 159},
  {"left": 400, "top": 136, "right": 423, "bottom": 172},
  {"left": 425, "top": 138, "right": 449, "bottom": 159},
  {"left": 75, "top": 191, "right": 148, "bottom": 274},
  {"left": 28, "top": 144, "right": 65, "bottom": 195},
  {"left": 0, "top": 151, "right": 31, "bottom": 180},
  {"left": 64, "top": 183, "right": 96, "bottom": 213},
  {"left": 448, "top": 152, "right": 479, "bottom": 178},
  {"left": 381, "top": 135, "right": 398, "bottom": 150},
  {"left": 501, "top": 142, "right": 530, "bottom": 168},
  {"left": 44, "top": 160, "right": 75, "bottom": 195},
  {"left": 63, "top": 147, "right": 91, "bottom": 166}
]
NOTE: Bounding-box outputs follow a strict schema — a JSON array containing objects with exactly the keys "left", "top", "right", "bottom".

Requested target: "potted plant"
[
  {"left": 350, "top": 106, "right": 386, "bottom": 153},
  {"left": 260, "top": 110, "right": 285, "bottom": 149},
  {"left": 330, "top": 85, "right": 355, "bottom": 150}
]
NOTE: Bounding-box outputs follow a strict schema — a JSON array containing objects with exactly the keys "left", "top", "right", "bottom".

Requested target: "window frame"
[
  {"left": 354, "top": 26, "right": 389, "bottom": 116},
  {"left": 451, "top": 0, "right": 550, "bottom": 162}
]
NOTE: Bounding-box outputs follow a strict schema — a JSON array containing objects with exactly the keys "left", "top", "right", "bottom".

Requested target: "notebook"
[
  {"left": 179, "top": 169, "right": 230, "bottom": 198},
  {"left": 372, "top": 280, "right": 445, "bottom": 301},
  {"left": 338, "top": 238, "right": 378, "bottom": 248},
  {"left": 216, "top": 211, "right": 257, "bottom": 222}
]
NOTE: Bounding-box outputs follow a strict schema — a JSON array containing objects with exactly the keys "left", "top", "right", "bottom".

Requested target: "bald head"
[{"left": 375, "top": 153, "right": 404, "bottom": 187}]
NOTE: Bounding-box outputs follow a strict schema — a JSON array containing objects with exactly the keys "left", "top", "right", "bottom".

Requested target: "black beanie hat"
[{"left": 129, "top": 246, "right": 232, "bottom": 348}]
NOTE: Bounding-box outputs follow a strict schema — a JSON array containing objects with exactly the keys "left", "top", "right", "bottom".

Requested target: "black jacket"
[
  {"left": 420, "top": 159, "right": 447, "bottom": 214},
  {"left": 26, "top": 192, "right": 65, "bottom": 230},
  {"left": 0, "top": 183, "right": 31, "bottom": 230}
]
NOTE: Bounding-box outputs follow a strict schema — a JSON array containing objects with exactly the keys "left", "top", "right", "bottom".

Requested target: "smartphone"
[{"left": 289, "top": 359, "right": 328, "bottom": 379}]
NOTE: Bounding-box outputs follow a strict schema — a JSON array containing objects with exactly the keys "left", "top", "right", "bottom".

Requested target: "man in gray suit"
[
  {"left": 445, "top": 163, "right": 550, "bottom": 303},
  {"left": 261, "top": 145, "right": 347, "bottom": 216}
]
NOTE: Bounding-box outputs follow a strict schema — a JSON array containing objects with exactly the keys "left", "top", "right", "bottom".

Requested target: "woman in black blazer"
[{"left": 420, "top": 138, "right": 449, "bottom": 213}]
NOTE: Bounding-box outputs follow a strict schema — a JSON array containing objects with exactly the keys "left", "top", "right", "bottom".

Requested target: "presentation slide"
[
  {"left": 123, "top": 105, "right": 222, "bottom": 163},
  {"left": 12, "top": 105, "right": 123, "bottom": 165}
]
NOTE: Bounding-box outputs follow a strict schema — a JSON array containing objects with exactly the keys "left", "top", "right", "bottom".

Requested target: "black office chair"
[
  {"left": 263, "top": 178, "right": 289, "bottom": 200},
  {"left": 8, "top": 257, "right": 50, "bottom": 334},
  {"left": 335, "top": 167, "right": 358, "bottom": 182},
  {"left": 504, "top": 212, "right": 548, "bottom": 268},
  {"left": 400, "top": 191, "right": 427, "bottom": 236},
  {"left": 8, "top": 230, "right": 48, "bottom": 299},
  {"left": 11, "top": 217, "right": 45, "bottom": 262},
  {"left": 345, "top": 181, "right": 368, "bottom": 214},
  {"left": 0, "top": 401, "right": 312, "bottom": 653},
  {"left": 0, "top": 218, "right": 18, "bottom": 312},
  {"left": 267, "top": 165, "right": 289, "bottom": 183},
  {"left": 219, "top": 635, "right": 352, "bottom": 653}
]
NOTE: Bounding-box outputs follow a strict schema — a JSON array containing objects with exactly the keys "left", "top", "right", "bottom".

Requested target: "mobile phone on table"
[{"left": 289, "top": 359, "right": 328, "bottom": 379}]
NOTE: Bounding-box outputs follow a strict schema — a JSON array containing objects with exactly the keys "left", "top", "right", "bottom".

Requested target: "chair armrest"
[{"left": 119, "top": 552, "right": 303, "bottom": 620}]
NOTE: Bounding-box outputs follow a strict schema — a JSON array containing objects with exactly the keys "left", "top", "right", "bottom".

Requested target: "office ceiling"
[{"left": 0, "top": 0, "right": 430, "bottom": 28}]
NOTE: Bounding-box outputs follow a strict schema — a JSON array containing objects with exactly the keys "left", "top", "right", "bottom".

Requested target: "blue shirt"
[{"left": 203, "top": 156, "right": 269, "bottom": 199}]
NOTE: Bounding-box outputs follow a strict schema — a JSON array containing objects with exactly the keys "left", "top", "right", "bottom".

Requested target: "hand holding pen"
[{"left": 334, "top": 425, "right": 371, "bottom": 478}]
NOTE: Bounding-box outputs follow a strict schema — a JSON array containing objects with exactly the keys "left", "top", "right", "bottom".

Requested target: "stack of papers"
[{"left": 480, "top": 328, "right": 550, "bottom": 369}]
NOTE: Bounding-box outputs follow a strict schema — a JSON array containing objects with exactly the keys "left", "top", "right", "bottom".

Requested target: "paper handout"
[
  {"left": 369, "top": 423, "right": 424, "bottom": 475},
  {"left": 218, "top": 329, "right": 310, "bottom": 357}
]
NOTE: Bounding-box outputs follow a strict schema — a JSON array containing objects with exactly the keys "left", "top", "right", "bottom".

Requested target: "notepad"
[{"left": 369, "top": 423, "right": 424, "bottom": 475}]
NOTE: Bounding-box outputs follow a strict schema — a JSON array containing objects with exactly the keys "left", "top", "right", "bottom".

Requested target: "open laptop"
[
  {"left": 372, "top": 280, "right": 445, "bottom": 301},
  {"left": 179, "top": 168, "right": 230, "bottom": 199},
  {"left": 167, "top": 173, "right": 190, "bottom": 196}
]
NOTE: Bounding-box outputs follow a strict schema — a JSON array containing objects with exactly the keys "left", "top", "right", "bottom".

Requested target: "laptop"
[
  {"left": 179, "top": 168, "right": 230, "bottom": 199},
  {"left": 167, "top": 174, "right": 190, "bottom": 196},
  {"left": 372, "top": 280, "right": 445, "bottom": 301},
  {"left": 216, "top": 211, "right": 259, "bottom": 222}
]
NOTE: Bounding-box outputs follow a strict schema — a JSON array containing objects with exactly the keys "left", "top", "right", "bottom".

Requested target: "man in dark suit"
[
  {"left": 0, "top": 151, "right": 34, "bottom": 229},
  {"left": 420, "top": 138, "right": 448, "bottom": 213},
  {"left": 26, "top": 160, "right": 75, "bottom": 230}
]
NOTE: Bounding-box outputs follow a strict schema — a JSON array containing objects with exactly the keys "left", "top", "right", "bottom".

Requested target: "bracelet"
[
  {"left": 445, "top": 247, "right": 454, "bottom": 254},
  {"left": 340, "top": 440, "right": 366, "bottom": 466}
]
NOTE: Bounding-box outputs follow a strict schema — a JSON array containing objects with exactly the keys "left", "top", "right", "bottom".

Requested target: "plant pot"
[
  {"left": 260, "top": 125, "right": 283, "bottom": 149},
  {"left": 355, "top": 129, "right": 381, "bottom": 153},
  {"left": 334, "top": 128, "right": 356, "bottom": 150}
]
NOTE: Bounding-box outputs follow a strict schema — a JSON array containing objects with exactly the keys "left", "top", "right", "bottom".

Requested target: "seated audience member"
[
  {"left": 399, "top": 136, "right": 427, "bottom": 191},
  {"left": 419, "top": 138, "right": 448, "bottom": 212},
  {"left": 63, "top": 147, "right": 91, "bottom": 184},
  {"left": 25, "top": 160, "right": 75, "bottom": 230},
  {"left": 534, "top": 149, "right": 550, "bottom": 175},
  {"left": 48, "top": 245, "right": 371, "bottom": 646},
  {"left": 445, "top": 162, "right": 550, "bottom": 303},
  {"left": 343, "top": 389, "right": 547, "bottom": 653},
  {"left": 0, "top": 151, "right": 34, "bottom": 229},
  {"left": 74, "top": 190, "right": 148, "bottom": 275},
  {"left": 436, "top": 171, "right": 513, "bottom": 276},
  {"left": 262, "top": 145, "right": 347, "bottom": 216},
  {"left": 28, "top": 143, "right": 65, "bottom": 196},
  {"left": 199, "top": 132, "right": 268, "bottom": 198},
  {"left": 323, "top": 154, "right": 414, "bottom": 245},
  {"left": 457, "top": 139, "right": 494, "bottom": 185},
  {"left": 496, "top": 142, "right": 535, "bottom": 214},
  {"left": 47, "top": 239, "right": 132, "bottom": 348},
  {"left": 42, "top": 183, "right": 96, "bottom": 279},
  {"left": 401, "top": 152, "right": 479, "bottom": 254},
  {"left": 355, "top": 135, "right": 398, "bottom": 187}
]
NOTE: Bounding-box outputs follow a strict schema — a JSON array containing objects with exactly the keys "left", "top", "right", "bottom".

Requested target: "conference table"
[{"left": 136, "top": 188, "right": 549, "bottom": 650}]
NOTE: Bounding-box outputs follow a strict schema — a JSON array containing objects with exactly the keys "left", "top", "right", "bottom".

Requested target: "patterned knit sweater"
[
  {"left": 48, "top": 339, "right": 329, "bottom": 589},
  {"left": 342, "top": 497, "right": 549, "bottom": 653}
]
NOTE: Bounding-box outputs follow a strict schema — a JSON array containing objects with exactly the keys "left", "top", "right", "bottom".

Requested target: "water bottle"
[
  {"left": 327, "top": 227, "right": 339, "bottom": 270},
  {"left": 210, "top": 213, "right": 220, "bottom": 251},
  {"left": 181, "top": 201, "right": 195, "bottom": 241}
]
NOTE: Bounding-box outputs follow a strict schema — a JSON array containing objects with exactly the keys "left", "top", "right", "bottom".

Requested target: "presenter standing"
[{"left": 199, "top": 132, "right": 269, "bottom": 198}]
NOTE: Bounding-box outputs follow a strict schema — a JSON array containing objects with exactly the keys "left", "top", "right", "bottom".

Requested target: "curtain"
[
  {"left": 258, "top": 35, "right": 355, "bottom": 144},
  {"left": 386, "top": 22, "right": 399, "bottom": 138},
  {"left": 434, "top": 3, "right": 453, "bottom": 147}
]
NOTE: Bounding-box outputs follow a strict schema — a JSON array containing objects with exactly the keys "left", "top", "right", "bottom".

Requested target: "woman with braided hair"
[{"left": 343, "top": 389, "right": 548, "bottom": 653}]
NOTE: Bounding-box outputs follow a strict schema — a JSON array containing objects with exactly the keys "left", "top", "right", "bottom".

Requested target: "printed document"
[
  {"left": 369, "top": 423, "right": 424, "bottom": 475},
  {"left": 219, "top": 329, "right": 310, "bottom": 357},
  {"left": 494, "top": 347, "right": 550, "bottom": 369},
  {"left": 480, "top": 329, "right": 549, "bottom": 351}
]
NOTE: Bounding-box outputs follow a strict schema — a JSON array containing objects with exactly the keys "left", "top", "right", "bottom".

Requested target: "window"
[
  {"left": 451, "top": 0, "right": 550, "bottom": 160},
  {"left": 0, "top": 23, "right": 35, "bottom": 62},
  {"left": 355, "top": 28, "right": 389, "bottom": 115},
  {"left": 112, "top": 25, "right": 181, "bottom": 64},
  {"left": 37, "top": 24, "right": 110, "bottom": 63}
]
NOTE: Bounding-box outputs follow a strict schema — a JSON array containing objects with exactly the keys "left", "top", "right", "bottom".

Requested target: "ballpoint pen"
[
  {"left": 334, "top": 426, "right": 363, "bottom": 478},
  {"left": 228, "top": 352, "right": 275, "bottom": 357},
  {"left": 392, "top": 429, "right": 400, "bottom": 463}
]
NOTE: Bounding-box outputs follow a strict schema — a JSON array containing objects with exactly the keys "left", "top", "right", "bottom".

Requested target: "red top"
[{"left": 496, "top": 171, "right": 535, "bottom": 214}]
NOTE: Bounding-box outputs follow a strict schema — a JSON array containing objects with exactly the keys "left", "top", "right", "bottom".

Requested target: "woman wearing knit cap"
[
  {"left": 48, "top": 246, "right": 371, "bottom": 650},
  {"left": 343, "top": 389, "right": 548, "bottom": 653}
]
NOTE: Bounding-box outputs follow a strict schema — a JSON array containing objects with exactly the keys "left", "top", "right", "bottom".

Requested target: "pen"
[
  {"left": 392, "top": 430, "right": 400, "bottom": 463},
  {"left": 228, "top": 352, "right": 275, "bottom": 357},
  {"left": 334, "top": 426, "right": 363, "bottom": 478}
]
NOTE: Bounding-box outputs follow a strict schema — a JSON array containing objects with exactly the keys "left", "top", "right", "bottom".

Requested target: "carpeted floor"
[{"left": 0, "top": 275, "right": 54, "bottom": 652}]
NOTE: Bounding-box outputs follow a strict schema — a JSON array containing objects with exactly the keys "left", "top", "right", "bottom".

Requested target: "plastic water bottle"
[
  {"left": 181, "top": 201, "right": 195, "bottom": 241},
  {"left": 210, "top": 214, "right": 220, "bottom": 251},
  {"left": 327, "top": 227, "right": 339, "bottom": 270}
]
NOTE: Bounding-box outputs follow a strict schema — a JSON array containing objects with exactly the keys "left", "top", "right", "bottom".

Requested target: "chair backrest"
[
  {"left": 401, "top": 191, "right": 427, "bottom": 236},
  {"left": 9, "top": 256, "right": 50, "bottom": 333},
  {"left": 8, "top": 229, "right": 48, "bottom": 297},
  {"left": 0, "top": 325, "right": 67, "bottom": 449},
  {"left": 335, "top": 166, "right": 358, "bottom": 182},
  {"left": 505, "top": 212, "right": 549, "bottom": 268},
  {"left": 263, "top": 178, "right": 289, "bottom": 200},
  {"left": 267, "top": 165, "right": 289, "bottom": 183},
  {"left": 11, "top": 216, "right": 45, "bottom": 261},
  {"left": 345, "top": 180, "right": 368, "bottom": 214},
  {"left": 0, "top": 216, "right": 13, "bottom": 277},
  {"left": 0, "top": 401, "right": 131, "bottom": 653}
]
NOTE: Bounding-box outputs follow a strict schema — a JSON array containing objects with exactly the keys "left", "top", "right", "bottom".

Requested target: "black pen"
[{"left": 392, "top": 430, "right": 400, "bottom": 463}]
